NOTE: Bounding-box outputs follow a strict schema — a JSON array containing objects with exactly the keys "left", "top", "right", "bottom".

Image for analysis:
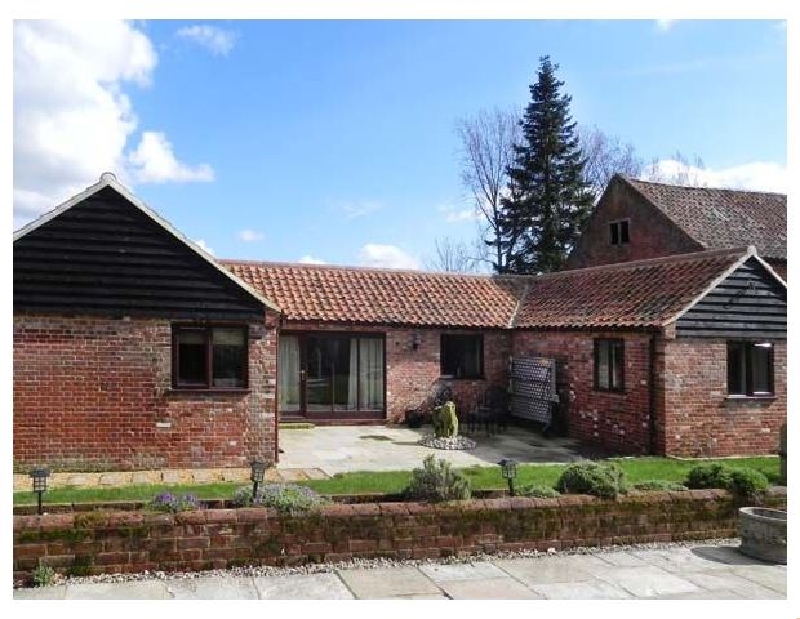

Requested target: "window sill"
[
  {"left": 166, "top": 388, "right": 251, "bottom": 396},
  {"left": 593, "top": 388, "right": 626, "bottom": 395},
  {"left": 725, "top": 395, "right": 776, "bottom": 403},
  {"left": 439, "top": 375, "right": 486, "bottom": 381}
]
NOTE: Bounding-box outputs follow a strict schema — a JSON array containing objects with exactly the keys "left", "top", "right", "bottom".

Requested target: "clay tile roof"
[
  {"left": 624, "top": 177, "right": 786, "bottom": 260},
  {"left": 513, "top": 247, "right": 749, "bottom": 329},
  {"left": 220, "top": 261, "right": 529, "bottom": 328}
]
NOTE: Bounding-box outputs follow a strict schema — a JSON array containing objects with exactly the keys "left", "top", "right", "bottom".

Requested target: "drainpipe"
[
  {"left": 648, "top": 333, "right": 657, "bottom": 455},
  {"left": 274, "top": 312, "right": 284, "bottom": 465}
]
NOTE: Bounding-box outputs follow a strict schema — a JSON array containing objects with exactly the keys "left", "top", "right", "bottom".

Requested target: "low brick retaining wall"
[{"left": 13, "top": 488, "right": 786, "bottom": 583}]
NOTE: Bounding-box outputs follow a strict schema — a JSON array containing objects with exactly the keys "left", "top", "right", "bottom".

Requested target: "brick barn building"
[{"left": 13, "top": 174, "right": 787, "bottom": 470}]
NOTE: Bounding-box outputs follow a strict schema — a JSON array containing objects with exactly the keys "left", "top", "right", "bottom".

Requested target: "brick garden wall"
[
  {"left": 281, "top": 323, "right": 511, "bottom": 423},
  {"left": 12, "top": 489, "right": 786, "bottom": 582},
  {"left": 512, "top": 330, "right": 654, "bottom": 455},
  {"left": 13, "top": 314, "right": 278, "bottom": 471},
  {"left": 661, "top": 339, "right": 787, "bottom": 457}
]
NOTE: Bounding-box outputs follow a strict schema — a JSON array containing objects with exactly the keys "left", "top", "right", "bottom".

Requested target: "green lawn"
[{"left": 13, "top": 456, "right": 779, "bottom": 506}]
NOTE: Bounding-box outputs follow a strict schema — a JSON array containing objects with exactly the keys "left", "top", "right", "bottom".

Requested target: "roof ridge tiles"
[{"left": 621, "top": 175, "right": 787, "bottom": 197}]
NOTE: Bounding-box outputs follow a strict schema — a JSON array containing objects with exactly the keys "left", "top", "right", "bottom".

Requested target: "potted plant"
[{"left": 405, "top": 408, "right": 424, "bottom": 428}]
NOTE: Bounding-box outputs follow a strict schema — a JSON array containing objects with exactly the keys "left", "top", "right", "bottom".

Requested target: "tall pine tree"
[{"left": 499, "top": 56, "right": 593, "bottom": 274}]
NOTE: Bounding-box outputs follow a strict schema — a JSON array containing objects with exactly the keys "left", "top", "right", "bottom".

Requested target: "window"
[
  {"left": 594, "top": 339, "right": 624, "bottom": 391},
  {"left": 173, "top": 325, "right": 248, "bottom": 389},
  {"left": 609, "top": 220, "right": 629, "bottom": 245},
  {"left": 441, "top": 334, "right": 484, "bottom": 379},
  {"left": 727, "top": 341, "right": 774, "bottom": 396}
]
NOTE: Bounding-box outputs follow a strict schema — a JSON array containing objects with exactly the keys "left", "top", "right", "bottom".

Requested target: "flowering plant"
[{"left": 148, "top": 492, "right": 200, "bottom": 513}]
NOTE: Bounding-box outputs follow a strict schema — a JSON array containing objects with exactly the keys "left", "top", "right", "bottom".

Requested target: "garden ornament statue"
[{"left": 433, "top": 400, "right": 459, "bottom": 438}]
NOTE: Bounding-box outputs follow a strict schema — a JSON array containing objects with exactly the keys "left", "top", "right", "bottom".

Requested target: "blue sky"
[{"left": 12, "top": 19, "right": 787, "bottom": 269}]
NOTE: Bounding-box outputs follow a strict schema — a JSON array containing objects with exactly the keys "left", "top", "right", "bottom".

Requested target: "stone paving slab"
[
  {"left": 439, "top": 577, "right": 543, "bottom": 600},
  {"left": 166, "top": 576, "right": 258, "bottom": 599},
  {"left": 590, "top": 565, "right": 700, "bottom": 598},
  {"left": 627, "top": 547, "right": 734, "bottom": 573},
  {"left": 527, "top": 580, "right": 632, "bottom": 600},
  {"left": 254, "top": 573, "right": 354, "bottom": 599},
  {"left": 418, "top": 562, "right": 508, "bottom": 582},
  {"left": 62, "top": 581, "right": 172, "bottom": 600},
  {"left": 493, "top": 555, "right": 609, "bottom": 584},
  {"left": 592, "top": 551, "right": 649, "bottom": 567},
  {"left": 681, "top": 570, "right": 785, "bottom": 598},
  {"left": 12, "top": 584, "right": 67, "bottom": 599},
  {"left": 654, "top": 589, "right": 747, "bottom": 600},
  {"left": 728, "top": 565, "right": 787, "bottom": 593},
  {"left": 337, "top": 566, "right": 441, "bottom": 599}
]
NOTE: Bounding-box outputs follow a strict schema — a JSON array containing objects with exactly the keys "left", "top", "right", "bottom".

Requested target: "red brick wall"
[
  {"left": 13, "top": 489, "right": 786, "bottom": 581},
  {"left": 566, "top": 178, "right": 703, "bottom": 270},
  {"left": 281, "top": 323, "right": 511, "bottom": 423},
  {"left": 13, "top": 314, "right": 278, "bottom": 471},
  {"left": 764, "top": 258, "right": 786, "bottom": 281},
  {"left": 513, "top": 330, "right": 654, "bottom": 454},
  {"left": 661, "top": 339, "right": 787, "bottom": 457}
]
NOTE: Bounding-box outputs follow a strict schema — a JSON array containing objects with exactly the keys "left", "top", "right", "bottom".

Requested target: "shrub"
[
  {"left": 554, "top": 462, "right": 627, "bottom": 499},
  {"left": 232, "top": 484, "right": 327, "bottom": 515},
  {"left": 686, "top": 463, "right": 734, "bottom": 490},
  {"left": 32, "top": 565, "right": 56, "bottom": 587},
  {"left": 685, "top": 463, "right": 769, "bottom": 499},
  {"left": 148, "top": 492, "right": 200, "bottom": 513},
  {"left": 632, "top": 480, "right": 688, "bottom": 492},
  {"left": 728, "top": 467, "right": 769, "bottom": 499},
  {"left": 518, "top": 484, "right": 561, "bottom": 499},
  {"left": 404, "top": 454, "right": 471, "bottom": 502}
]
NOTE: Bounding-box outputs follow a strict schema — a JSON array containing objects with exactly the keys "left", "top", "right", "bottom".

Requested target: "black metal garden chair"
[{"left": 470, "top": 385, "right": 510, "bottom": 434}]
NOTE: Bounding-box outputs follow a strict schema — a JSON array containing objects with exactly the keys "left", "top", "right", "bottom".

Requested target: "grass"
[{"left": 13, "top": 456, "right": 780, "bottom": 506}]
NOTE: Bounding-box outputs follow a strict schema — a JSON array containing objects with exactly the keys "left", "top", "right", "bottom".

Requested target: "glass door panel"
[{"left": 278, "top": 335, "right": 301, "bottom": 412}]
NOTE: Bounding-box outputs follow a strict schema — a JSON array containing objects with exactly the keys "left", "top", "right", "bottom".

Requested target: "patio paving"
[
  {"left": 277, "top": 425, "right": 587, "bottom": 474},
  {"left": 14, "top": 542, "right": 786, "bottom": 600}
]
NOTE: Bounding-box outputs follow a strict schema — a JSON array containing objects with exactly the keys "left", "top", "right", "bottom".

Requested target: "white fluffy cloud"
[
  {"left": 13, "top": 20, "right": 214, "bottom": 228},
  {"left": 194, "top": 239, "right": 215, "bottom": 255},
  {"left": 237, "top": 229, "right": 265, "bottom": 242},
  {"left": 643, "top": 160, "right": 786, "bottom": 192},
  {"left": 298, "top": 255, "right": 326, "bottom": 265},
  {"left": 128, "top": 132, "right": 214, "bottom": 183},
  {"left": 358, "top": 244, "right": 419, "bottom": 270},
  {"left": 176, "top": 25, "right": 237, "bottom": 56}
]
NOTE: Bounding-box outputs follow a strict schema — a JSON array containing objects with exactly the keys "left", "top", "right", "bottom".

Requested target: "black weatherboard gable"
[
  {"left": 14, "top": 182, "right": 270, "bottom": 322},
  {"left": 675, "top": 256, "right": 786, "bottom": 339}
]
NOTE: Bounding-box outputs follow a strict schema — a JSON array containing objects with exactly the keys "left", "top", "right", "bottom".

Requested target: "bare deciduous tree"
[
  {"left": 424, "top": 236, "right": 479, "bottom": 273},
  {"left": 578, "top": 125, "right": 644, "bottom": 198},
  {"left": 643, "top": 150, "right": 708, "bottom": 186},
  {"left": 456, "top": 107, "right": 521, "bottom": 273}
]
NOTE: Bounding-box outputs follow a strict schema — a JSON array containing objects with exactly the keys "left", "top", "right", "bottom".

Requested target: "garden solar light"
[
  {"left": 498, "top": 458, "right": 517, "bottom": 496},
  {"left": 250, "top": 459, "right": 267, "bottom": 502},
  {"left": 30, "top": 467, "right": 50, "bottom": 515}
]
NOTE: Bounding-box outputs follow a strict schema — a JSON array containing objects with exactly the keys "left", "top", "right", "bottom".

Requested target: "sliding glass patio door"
[{"left": 279, "top": 332, "right": 385, "bottom": 419}]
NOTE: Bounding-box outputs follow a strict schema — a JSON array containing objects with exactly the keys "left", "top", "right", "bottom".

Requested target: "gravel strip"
[{"left": 15, "top": 538, "right": 740, "bottom": 589}]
